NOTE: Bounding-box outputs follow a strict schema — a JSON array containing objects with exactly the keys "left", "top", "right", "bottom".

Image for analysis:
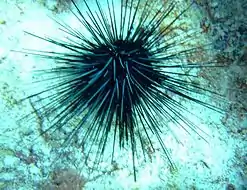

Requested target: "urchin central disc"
[{"left": 82, "top": 38, "right": 160, "bottom": 108}]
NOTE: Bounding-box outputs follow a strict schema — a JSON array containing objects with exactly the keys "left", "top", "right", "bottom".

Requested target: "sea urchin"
[{"left": 21, "top": 0, "right": 226, "bottom": 181}]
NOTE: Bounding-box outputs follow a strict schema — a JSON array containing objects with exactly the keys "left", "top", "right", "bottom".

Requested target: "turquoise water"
[{"left": 0, "top": 0, "right": 246, "bottom": 189}]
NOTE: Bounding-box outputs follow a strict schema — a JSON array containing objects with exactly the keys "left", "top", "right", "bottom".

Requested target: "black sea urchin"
[{"left": 21, "top": 0, "right": 227, "bottom": 180}]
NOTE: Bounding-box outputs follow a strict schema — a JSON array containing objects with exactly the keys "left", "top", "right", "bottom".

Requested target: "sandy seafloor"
[{"left": 0, "top": 0, "right": 246, "bottom": 189}]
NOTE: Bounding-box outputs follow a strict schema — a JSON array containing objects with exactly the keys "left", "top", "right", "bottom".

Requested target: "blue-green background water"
[{"left": 0, "top": 0, "right": 246, "bottom": 189}]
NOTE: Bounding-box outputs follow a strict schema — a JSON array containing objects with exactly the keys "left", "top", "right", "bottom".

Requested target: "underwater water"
[{"left": 0, "top": 0, "right": 246, "bottom": 189}]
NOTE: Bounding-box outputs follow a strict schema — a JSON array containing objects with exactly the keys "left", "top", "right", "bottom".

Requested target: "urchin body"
[{"left": 22, "top": 0, "right": 225, "bottom": 180}]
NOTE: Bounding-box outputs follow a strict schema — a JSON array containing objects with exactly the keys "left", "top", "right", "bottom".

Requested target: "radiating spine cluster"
[{"left": 21, "top": 0, "right": 226, "bottom": 180}]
